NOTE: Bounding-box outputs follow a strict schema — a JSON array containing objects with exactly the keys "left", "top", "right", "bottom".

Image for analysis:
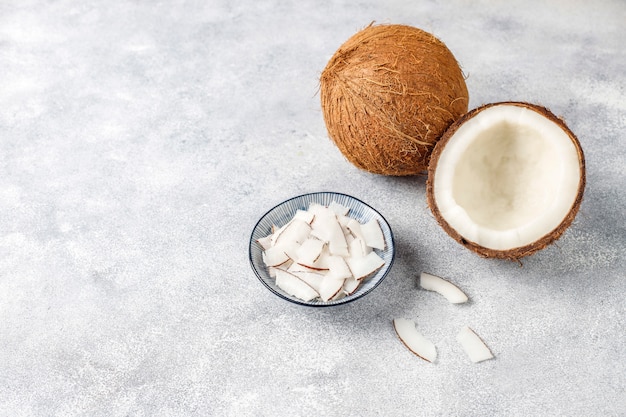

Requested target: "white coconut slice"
[
  {"left": 310, "top": 210, "right": 335, "bottom": 241},
  {"left": 291, "top": 270, "right": 325, "bottom": 293},
  {"left": 307, "top": 202, "right": 326, "bottom": 217},
  {"left": 294, "top": 209, "right": 315, "bottom": 224},
  {"left": 331, "top": 289, "right": 346, "bottom": 301},
  {"left": 319, "top": 275, "right": 345, "bottom": 301},
  {"left": 361, "top": 219, "right": 385, "bottom": 250},
  {"left": 326, "top": 255, "right": 353, "bottom": 280},
  {"left": 427, "top": 102, "right": 585, "bottom": 260},
  {"left": 393, "top": 318, "right": 437, "bottom": 362},
  {"left": 348, "top": 237, "right": 371, "bottom": 258},
  {"left": 315, "top": 248, "right": 332, "bottom": 270},
  {"left": 342, "top": 277, "right": 361, "bottom": 295},
  {"left": 419, "top": 272, "right": 468, "bottom": 304},
  {"left": 274, "top": 269, "right": 320, "bottom": 301},
  {"left": 282, "top": 243, "right": 301, "bottom": 263},
  {"left": 328, "top": 201, "right": 350, "bottom": 216},
  {"left": 328, "top": 233, "right": 349, "bottom": 257},
  {"left": 256, "top": 235, "right": 273, "bottom": 250},
  {"left": 457, "top": 326, "right": 494, "bottom": 363},
  {"left": 346, "top": 251, "right": 385, "bottom": 280},
  {"left": 337, "top": 214, "right": 351, "bottom": 229},
  {"left": 345, "top": 218, "right": 364, "bottom": 241},
  {"left": 273, "top": 219, "right": 311, "bottom": 247},
  {"left": 263, "top": 245, "right": 290, "bottom": 267},
  {"left": 269, "top": 222, "right": 289, "bottom": 246},
  {"left": 297, "top": 245, "right": 331, "bottom": 271},
  {"left": 295, "top": 238, "right": 325, "bottom": 265},
  {"left": 310, "top": 211, "right": 349, "bottom": 256},
  {"left": 287, "top": 262, "right": 319, "bottom": 273},
  {"left": 268, "top": 266, "right": 280, "bottom": 278}
]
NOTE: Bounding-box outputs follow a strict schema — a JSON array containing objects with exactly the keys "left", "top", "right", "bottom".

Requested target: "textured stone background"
[{"left": 1, "top": 1, "right": 624, "bottom": 416}]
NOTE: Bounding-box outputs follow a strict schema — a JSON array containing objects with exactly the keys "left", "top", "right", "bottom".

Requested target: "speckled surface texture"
[{"left": 1, "top": 1, "right": 625, "bottom": 416}]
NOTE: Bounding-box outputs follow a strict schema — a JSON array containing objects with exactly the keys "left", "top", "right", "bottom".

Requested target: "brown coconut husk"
[
  {"left": 426, "top": 102, "right": 586, "bottom": 261},
  {"left": 320, "top": 23, "right": 469, "bottom": 176}
]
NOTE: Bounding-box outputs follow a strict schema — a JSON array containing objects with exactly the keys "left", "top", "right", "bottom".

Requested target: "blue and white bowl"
[{"left": 249, "top": 192, "right": 395, "bottom": 307}]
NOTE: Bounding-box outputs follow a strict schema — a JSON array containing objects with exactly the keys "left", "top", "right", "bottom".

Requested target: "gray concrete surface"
[{"left": 1, "top": 1, "right": 624, "bottom": 416}]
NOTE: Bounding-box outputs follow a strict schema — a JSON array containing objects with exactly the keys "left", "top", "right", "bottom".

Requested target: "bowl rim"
[{"left": 248, "top": 191, "right": 395, "bottom": 307}]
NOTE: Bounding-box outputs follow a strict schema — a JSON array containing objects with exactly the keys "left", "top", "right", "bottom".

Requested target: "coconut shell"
[
  {"left": 426, "top": 102, "right": 586, "bottom": 261},
  {"left": 320, "top": 23, "right": 469, "bottom": 176}
]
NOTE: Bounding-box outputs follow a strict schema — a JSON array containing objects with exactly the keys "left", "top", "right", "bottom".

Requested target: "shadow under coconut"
[{"left": 379, "top": 172, "right": 428, "bottom": 190}]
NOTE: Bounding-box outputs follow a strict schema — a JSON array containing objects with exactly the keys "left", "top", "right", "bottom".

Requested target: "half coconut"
[{"left": 426, "top": 102, "right": 585, "bottom": 260}]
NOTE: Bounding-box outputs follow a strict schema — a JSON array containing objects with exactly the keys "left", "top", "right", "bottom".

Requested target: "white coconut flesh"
[{"left": 433, "top": 104, "right": 582, "bottom": 251}]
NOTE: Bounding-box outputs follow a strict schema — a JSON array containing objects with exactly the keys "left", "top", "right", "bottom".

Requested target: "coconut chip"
[
  {"left": 457, "top": 325, "right": 494, "bottom": 363},
  {"left": 393, "top": 318, "right": 437, "bottom": 363},
  {"left": 419, "top": 272, "right": 468, "bottom": 304}
]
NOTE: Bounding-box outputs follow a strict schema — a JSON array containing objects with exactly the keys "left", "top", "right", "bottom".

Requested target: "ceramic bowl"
[{"left": 249, "top": 192, "right": 395, "bottom": 307}]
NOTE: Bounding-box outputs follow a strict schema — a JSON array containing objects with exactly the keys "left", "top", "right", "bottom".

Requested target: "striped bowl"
[{"left": 249, "top": 192, "right": 395, "bottom": 307}]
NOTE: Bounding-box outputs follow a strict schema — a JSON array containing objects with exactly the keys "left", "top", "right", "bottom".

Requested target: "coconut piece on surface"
[
  {"left": 393, "top": 318, "right": 437, "bottom": 362},
  {"left": 420, "top": 272, "right": 468, "bottom": 304},
  {"left": 275, "top": 269, "right": 319, "bottom": 301},
  {"left": 457, "top": 326, "right": 494, "bottom": 363}
]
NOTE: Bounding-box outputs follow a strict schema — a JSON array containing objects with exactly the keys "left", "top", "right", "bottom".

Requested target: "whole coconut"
[{"left": 320, "top": 24, "right": 469, "bottom": 175}]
